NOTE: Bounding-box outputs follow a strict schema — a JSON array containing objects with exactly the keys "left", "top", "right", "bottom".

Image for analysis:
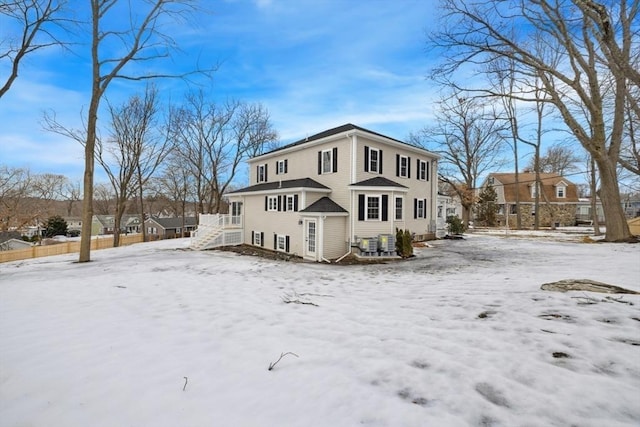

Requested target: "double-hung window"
[
  {"left": 417, "top": 160, "right": 428, "bottom": 181},
  {"left": 276, "top": 159, "right": 288, "bottom": 175},
  {"left": 395, "top": 196, "right": 403, "bottom": 220},
  {"left": 399, "top": 156, "right": 409, "bottom": 178},
  {"left": 367, "top": 195, "right": 381, "bottom": 220},
  {"left": 322, "top": 149, "right": 332, "bottom": 174},
  {"left": 257, "top": 164, "right": 267, "bottom": 183},
  {"left": 286, "top": 195, "right": 295, "bottom": 211},
  {"left": 267, "top": 196, "right": 278, "bottom": 211},
  {"left": 556, "top": 185, "right": 566, "bottom": 198},
  {"left": 414, "top": 198, "right": 426, "bottom": 219},
  {"left": 369, "top": 148, "right": 380, "bottom": 173}
]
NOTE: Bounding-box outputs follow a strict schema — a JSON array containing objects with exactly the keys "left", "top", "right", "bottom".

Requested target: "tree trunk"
[
  {"left": 596, "top": 157, "right": 630, "bottom": 241},
  {"left": 590, "top": 157, "right": 601, "bottom": 236},
  {"left": 79, "top": 98, "right": 99, "bottom": 262}
]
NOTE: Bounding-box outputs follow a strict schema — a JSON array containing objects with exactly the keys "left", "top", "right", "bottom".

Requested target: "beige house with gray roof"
[{"left": 192, "top": 124, "right": 439, "bottom": 261}]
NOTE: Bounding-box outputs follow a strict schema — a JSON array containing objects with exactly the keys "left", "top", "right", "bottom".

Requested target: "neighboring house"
[
  {"left": 483, "top": 172, "right": 580, "bottom": 227},
  {"left": 436, "top": 192, "right": 463, "bottom": 238},
  {"left": 64, "top": 216, "right": 83, "bottom": 234},
  {"left": 91, "top": 214, "right": 142, "bottom": 235},
  {"left": 575, "top": 198, "right": 605, "bottom": 225},
  {"left": 0, "top": 238, "right": 32, "bottom": 251},
  {"left": 145, "top": 216, "right": 197, "bottom": 239},
  {"left": 622, "top": 195, "right": 640, "bottom": 218},
  {"left": 192, "top": 124, "right": 439, "bottom": 261}
]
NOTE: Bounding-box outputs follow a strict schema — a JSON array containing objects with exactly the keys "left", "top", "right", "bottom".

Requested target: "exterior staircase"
[{"left": 191, "top": 214, "right": 243, "bottom": 250}]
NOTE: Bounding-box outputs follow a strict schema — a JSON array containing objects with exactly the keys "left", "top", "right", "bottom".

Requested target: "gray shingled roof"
[
  {"left": 148, "top": 216, "right": 197, "bottom": 229},
  {"left": 350, "top": 177, "right": 407, "bottom": 188},
  {"left": 299, "top": 197, "right": 348, "bottom": 213},
  {"left": 228, "top": 178, "right": 330, "bottom": 194},
  {"left": 262, "top": 123, "right": 418, "bottom": 155}
]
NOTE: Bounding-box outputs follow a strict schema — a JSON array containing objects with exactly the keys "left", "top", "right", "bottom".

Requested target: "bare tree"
[
  {"left": 411, "top": 91, "right": 507, "bottom": 226},
  {"left": 93, "top": 182, "right": 114, "bottom": 215},
  {"left": 525, "top": 142, "right": 582, "bottom": 176},
  {"left": 169, "top": 91, "right": 278, "bottom": 214},
  {"left": 0, "top": 0, "right": 68, "bottom": 98},
  {"left": 61, "top": 180, "right": 82, "bottom": 216},
  {"left": 429, "top": 0, "right": 639, "bottom": 241},
  {"left": 98, "top": 85, "right": 170, "bottom": 247},
  {"left": 41, "top": 0, "right": 212, "bottom": 262},
  {"left": 0, "top": 165, "right": 32, "bottom": 231}
]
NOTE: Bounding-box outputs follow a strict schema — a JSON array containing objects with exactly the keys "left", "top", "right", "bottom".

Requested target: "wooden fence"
[{"left": 0, "top": 234, "right": 144, "bottom": 264}]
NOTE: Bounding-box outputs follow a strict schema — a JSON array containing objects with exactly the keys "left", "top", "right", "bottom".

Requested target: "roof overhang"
[{"left": 227, "top": 187, "right": 332, "bottom": 197}]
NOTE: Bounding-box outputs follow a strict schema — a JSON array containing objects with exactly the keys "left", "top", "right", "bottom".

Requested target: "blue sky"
[{"left": 0, "top": 0, "right": 445, "bottom": 184}]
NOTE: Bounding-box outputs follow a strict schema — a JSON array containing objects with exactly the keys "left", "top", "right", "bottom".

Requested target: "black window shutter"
[
  {"left": 264, "top": 164, "right": 268, "bottom": 181},
  {"left": 364, "top": 146, "right": 369, "bottom": 172},
  {"left": 318, "top": 151, "right": 322, "bottom": 174},
  {"left": 265, "top": 196, "right": 268, "bottom": 211},
  {"left": 285, "top": 236, "right": 290, "bottom": 253},
  {"left": 358, "top": 194, "right": 365, "bottom": 221},
  {"left": 414, "top": 198, "right": 417, "bottom": 219},
  {"left": 261, "top": 232, "right": 264, "bottom": 247},
  {"left": 294, "top": 194, "right": 299, "bottom": 211},
  {"left": 424, "top": 199, "right": 428, "bottom": 217},
  {"left": 273, "top": 234, "right": 277, "bottom": 250},
  {"left": 379, "top": 150, "right": 383, "bottom": 174},
  {"left": 332, "top": 147, "right": 338, "bottom": 172},
  {"left": 275, "top": 162, "right": 279, "bottom": 175},
  {"left": 285, "top": 159, "right": 288, "bottom": 173},
  {"left": 257, "top": 165, "right": 260, "bottom": 182},
  {"left": 277, "top": 195, "right": 282, "bottom": 211},
  {"left": 396, "top": 154, "right": 400, "bottom": 177},
  {"left": 251, "top": 231, "right": 255, "bottom": 243},
  {"left": 425, "top": 161, "right": 429, "bottom": 181},
  {"left": 382, "top": 195, "right": 388, "bottom": 221}
]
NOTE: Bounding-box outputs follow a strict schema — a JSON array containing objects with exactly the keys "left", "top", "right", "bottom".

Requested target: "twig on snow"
[
  {"left": 281, "top": 291, "right": 318, "bottom": 306},
  {"left": 183, "top": 376, "right": 188, "bottom": 391},
  {"left": 268, "top": 352, "right": 299, "bottom": 371}
]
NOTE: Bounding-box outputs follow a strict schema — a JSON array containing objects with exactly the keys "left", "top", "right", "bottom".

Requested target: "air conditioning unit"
[
  {"left": 359, "top": 237, "right": 378, "bottom": 253},
  {"left": 378, "top": 234, "right": 395, "bottom": 252}
]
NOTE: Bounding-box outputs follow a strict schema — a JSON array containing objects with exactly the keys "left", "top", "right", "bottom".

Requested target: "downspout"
[{"left": 319, "top": 215, "right": 331, "bottom": 263}]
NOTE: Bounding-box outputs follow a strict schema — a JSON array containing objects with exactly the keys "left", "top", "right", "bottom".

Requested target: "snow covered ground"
[{"left": 1, "top": 231, "right": 639, "bottom": 426}]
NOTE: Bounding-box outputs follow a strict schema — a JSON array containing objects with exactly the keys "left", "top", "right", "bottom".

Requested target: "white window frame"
[
  {"left": 556, "top": 185, "right": 566, "bottom": 198},
  {"left": 366, "top": 195, "right": 382, "bottom": 221},
  {"left": 277, "top": 234, "right": 287, "bottom": 251},
  {"left": 254, "top": 231, "right": 262, "bottom": 246},
  {"left": 399, "top": 155, "right": 409, "bottom": 178},
  {"left": 395, "top": 196, "right": 403, "bottom": 220},
  {"left": 321, "top": 149, "right": 333, "bottom": 174},
  {"left": 418, "top": 160, "right": 427, "bottom": 181},
  {"left": 267, "top": 195, "right": 278, "bottom": 211},
  {"left": 416, "top": 199, "right": 425, "bottom": 219},
  {"left": 531, "top": 183, "right": 540, "bottom": 198},
  {"left": 286, "top": 195, "right": 295, "bottom": 211},
  {"left": 277, "top": 159, "right": 286, "bottom": 175},
  {"left": 369, "top": 148, "right": 381, "bottom": 173},
  {"left": 258, "top": 164, "right": 267, "bottom": 183}
]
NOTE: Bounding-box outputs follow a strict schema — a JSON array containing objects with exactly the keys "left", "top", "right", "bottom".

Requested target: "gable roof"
[
  {"left": 488, "top": 172, "right": 579, "bottom": 203},
  {"left": 299, "top": 197, "right": 348, "bottom": 213},
  {"left": 228, "top": 177, "right": 330, "bottom": 195},
  {"left": 350, "top": 177, "right": 408, "bottom": 188},
  {"left": 253, "top": 123, "right": 435, "bottom": 160}
]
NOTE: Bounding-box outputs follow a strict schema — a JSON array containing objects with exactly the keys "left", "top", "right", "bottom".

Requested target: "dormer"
[{"left": 555, "top": 180, "right": 568, "bottom": 198}]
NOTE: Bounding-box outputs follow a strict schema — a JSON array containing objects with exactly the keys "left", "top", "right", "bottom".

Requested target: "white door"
[{"left": 304, "top": 219, "right": 317, "bottom": 259}]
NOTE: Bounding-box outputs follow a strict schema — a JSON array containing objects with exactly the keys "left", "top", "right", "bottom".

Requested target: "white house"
[{"left": 191, "top": 124, "right": 439, "bottom": 261}]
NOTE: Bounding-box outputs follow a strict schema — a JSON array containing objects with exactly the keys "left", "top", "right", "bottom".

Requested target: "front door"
[
  {"left": 231, "top": 201, "right": 243, "bottom": 226},
  {"left": 304, "top": 218, "right": 317, "bottom": 260}
]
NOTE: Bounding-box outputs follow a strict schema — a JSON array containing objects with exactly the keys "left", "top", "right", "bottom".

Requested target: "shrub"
[{"left": 446, "top": 215, "right": 466, "bottom": 235}]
